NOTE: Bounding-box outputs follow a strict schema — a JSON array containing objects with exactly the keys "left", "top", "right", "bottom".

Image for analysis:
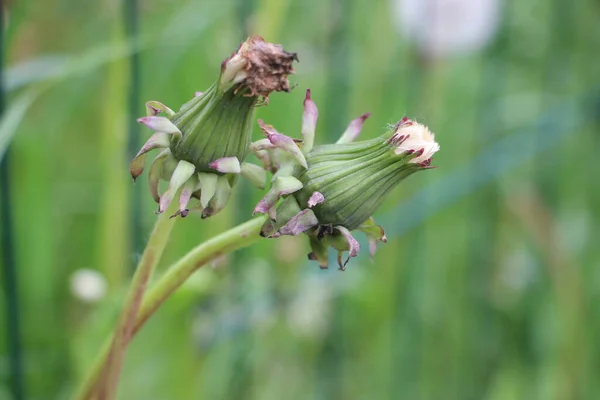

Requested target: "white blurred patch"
[
  {"left": 500, "top": 245, "right": 537, "bottom": 292},
  {"left": 556, "top": 207, "right": 592, "bottom": 257},
  {"left": 393, "top": 0, "right": 501, "bottom": 58},
  {"left": 70, "top": 268, "right": 108, "bottom": 303},
  {"left": 491, "top": 244, "right": 539, "bottom": 310},
  {"left": 286, "top": 275, "right": 333, "bottom": 339}
]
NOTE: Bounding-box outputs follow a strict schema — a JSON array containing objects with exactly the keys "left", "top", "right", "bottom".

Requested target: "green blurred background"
[{"left": 1, "top": 0, "right": 600, "bottom": 399}]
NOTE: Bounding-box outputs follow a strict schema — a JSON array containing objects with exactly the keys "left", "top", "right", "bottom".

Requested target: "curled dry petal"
[
  {"left": 241, "top": 162, "right": 267, "bottom": 189},
  {"left": 137, "top": 116, "right": 181, "bottom": 135},
  {"left": 148, "top": 149, "right": 172, "bottom": 203},
  {"left": 145, "top": 101, "right": 175, "bottom": 117},
  {"left": 334, "top": 226, "right": 360, "bottom": 270},
  {"left": 174, "top": 176, "right": 199, "bottom": 218},
  {"left": 267, "top": 206, "right": 277, "bottom": 221},
  {"left": 130, "top": 133, "right": 170, "bottom": 181},
  {"left": 358, "top": 218, "right": 387, "bottom": 240},
  {"left": 254, "top": 176, "right": 303, "bottom": 214},
  {"left": 301, "top": 89, "right": 318, "bottom": 153},
  {"left": 250, "top": 138, "right": 276, "bottom": 152},
  {"left": 273, "top": 196, "right": 301, "bottom": 224},
  {"left": 308, "top": 235, "right": 329, "bottom": 269},
  {"left": 260, "top": 219, "right": 276, "bottom": 237},
  {"left": 197, "top": 172, "right": 218, "bottom": 209},
  {"left": 337, "top": 112, "right": 371, "bottom": 144},
  {"left": 254, "top": 150, "right": 273, "bottom": 171},
  {"left": 368, "top": 240, "right": 377, "bottom": 259},
  {"left": 273, "top": 176, "right": 303, "bottom": 194},
  {"left": 254, "top": 191, "right": 282, "bottom": 215},
  {"left": 307, "top": 191, "right": 325, "bottom": 208},
  {"left": 271, "top": 209, "right": 319, "bottom": 237},
  {"left": 158, "top": 160, "right": 196, "bottom": 213},
  {"left": 209, "top": 156, "right": 241, "bottom": 174},
  {"left": 202, "top": 175, "right": 231, "bottom": 218},
  {"left": 358, "top": 218, "right": 387, "bottom": 258},
  {"left": 258, "top": 119, "right": 307, "bottom": 169}
]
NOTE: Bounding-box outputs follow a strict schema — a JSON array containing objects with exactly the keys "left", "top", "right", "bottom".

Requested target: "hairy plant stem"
[{"left": 73, "top": 215, "right": 267, "bottom": 400}]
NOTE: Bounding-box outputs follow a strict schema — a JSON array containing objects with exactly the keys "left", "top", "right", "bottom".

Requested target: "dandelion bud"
[
  {"left": 130, "top": 36, "right": 297, "bottom": 218},
  {"left": 251, "top": 90, "right": 439, "bottom": 269},
  {"left": 295, "top": 118, "right": 438, "bottom": 231}
]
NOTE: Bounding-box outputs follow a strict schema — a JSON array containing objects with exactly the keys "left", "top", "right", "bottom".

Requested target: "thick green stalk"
[
  {"left": 94, "top": 200, "right": 179, "bottom": 400},
  {"left": 73, "top": 215, "right": 266, "bottom": 400}
]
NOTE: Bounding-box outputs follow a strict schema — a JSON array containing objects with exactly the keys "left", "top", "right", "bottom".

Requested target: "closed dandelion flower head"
[
  {"left": 130, "top": 36, "right": 297, "bottom": 218},
  {"left": 250, "top": 90, "right": 439, "bottom": 270},
  {"left": 391, "top": 118, "right": 439, "bottom": 164}
]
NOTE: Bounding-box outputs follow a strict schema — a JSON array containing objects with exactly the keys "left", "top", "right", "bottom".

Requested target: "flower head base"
[
  {"left": 130, "top": 36, "right": 296, "bottom": 218},
  {"left": 251, "top": 90, "right": 439, "bottom": 270}
]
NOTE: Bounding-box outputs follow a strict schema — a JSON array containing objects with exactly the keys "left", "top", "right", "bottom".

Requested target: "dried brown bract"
[{"left": 222, "top": 36, "right": 298, "bottom": 98}]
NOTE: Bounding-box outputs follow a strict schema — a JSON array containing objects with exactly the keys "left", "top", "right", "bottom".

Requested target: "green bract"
[{"left": 130, "top": 36, "right": 297, "bottom": 218}]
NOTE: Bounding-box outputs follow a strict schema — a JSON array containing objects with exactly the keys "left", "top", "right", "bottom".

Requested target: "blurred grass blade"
[
  {"left": 1, "top": 1, "right": 227, "bottom": 161},
  {"left": 4, "top": 42, "right": 138, "bottom": 93},
  {"left": 4, "top": 55, "right": 69, "bottom": 92},
  {"left": 0, "top": 86, "right": 44, "bottom": 161},
  {"left": 6, "top": 1, "right": 228, "bottom": 93}
]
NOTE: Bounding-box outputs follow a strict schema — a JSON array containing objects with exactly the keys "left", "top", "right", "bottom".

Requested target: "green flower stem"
[
  {"left": 132, "top": 215, "right": 266, "bottom": 333},
  {"left": 93, "top": 200, "right": 179, "bottom": 400},
  {"left": 73, "top": 215, "right": 267, "bottom": 400}
]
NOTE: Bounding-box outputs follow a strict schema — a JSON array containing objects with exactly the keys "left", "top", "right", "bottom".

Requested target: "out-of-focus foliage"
[{"left": 1, "top": 0, "right": 599, "bottom": 399}]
